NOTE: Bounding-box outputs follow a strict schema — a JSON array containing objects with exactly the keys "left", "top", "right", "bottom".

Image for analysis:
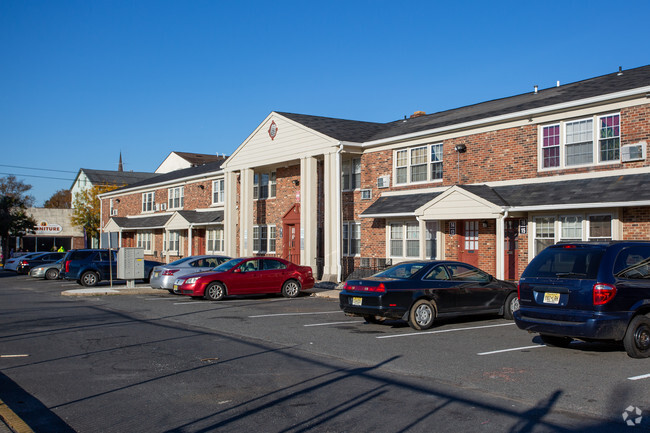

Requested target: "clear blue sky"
[{"left": 2, "top": 0, "right": 649, "bottom": 205}]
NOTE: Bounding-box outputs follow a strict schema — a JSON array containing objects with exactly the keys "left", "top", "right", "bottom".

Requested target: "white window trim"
[
  {"left": 168, "top": 186, "right": 184, "bottom": 210},
  {"left": 393, "top": 143, "right": 444, "bottom": 186},
  {"left": 167, "top": 230, "right": 181, "bottom": 255},
  {"left": 530, "top": 212, "right": 617, "bottom": 258},
  {"left": 137, "top": 231, "right": 153, "bottom": 254},
  {"left": 252, "top": 224, "right": 275, "bottom": 254},
  {"left": 342, "top": 158, "right": 361, "bottom": 191},
  {"left": 212, "top": 179, "right": 225, "bottom": 205},
  {"left": 142, "top": 191, "right": 155, "bottom": 213},
  {"left": 253, "top": 172, "right": 276, "bottom": 200},
  {"left": 387, "top": 220, "right": 421, "bottom": 260},
  {"left": 538, "top": 112, "right": 621, "bottom": 172},
  {"left": 206, "top": 226, "right": 225, "bottom": 254}
]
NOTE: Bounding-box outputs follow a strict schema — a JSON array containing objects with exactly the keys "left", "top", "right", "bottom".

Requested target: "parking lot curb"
[
  {"left": 0, "top": 398, "right": 34, "bottom": 433},
  {"left": 61, "top": 287, "right": 160, "bottom": 296}
]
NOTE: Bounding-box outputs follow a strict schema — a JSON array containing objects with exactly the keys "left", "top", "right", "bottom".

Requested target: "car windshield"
[
  {"left": 213, "top": 258, "right": 244, "bottom": 272},
  {"left": 522, "top": 246, "right": 605, "bottom": 279},
  {"left": 168, "top": 257, "right": 194, "bottom": 266},
  {"left": 374, "top": 263, "right": 426, "bottom": 279}
]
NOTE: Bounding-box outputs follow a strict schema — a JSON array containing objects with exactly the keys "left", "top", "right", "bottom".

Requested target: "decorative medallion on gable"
[{"left": 268, "top": 121, "right": 278, "bottom": 140}]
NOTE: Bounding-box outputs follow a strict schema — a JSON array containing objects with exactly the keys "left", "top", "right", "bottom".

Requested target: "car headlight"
[{"left": 185, "top": 276, "right": 201, "bottom": 284}]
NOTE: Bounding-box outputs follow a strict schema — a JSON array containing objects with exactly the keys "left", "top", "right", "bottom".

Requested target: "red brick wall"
[{"left": 622, "top": 207, "right": 650, "bottom": 240}]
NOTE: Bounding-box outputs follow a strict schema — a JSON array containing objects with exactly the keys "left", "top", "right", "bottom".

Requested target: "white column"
[
  {"left": 300, "top": 156, "right": 318, "bottom": 269},
  {"left": 223, "top": 170, "right": 239, "bottom": 257},
  {"left": 496, "top": 216, "right": 505, "bottom": 280},
  {"left": 323, "top": 151, "right": 342, "bottom": 282},
  {"left": 187, "top": 226, "right": 193, "bottom": 256},
  {"left": 239, "top": 168, "right": 254, "bottom": 257}
]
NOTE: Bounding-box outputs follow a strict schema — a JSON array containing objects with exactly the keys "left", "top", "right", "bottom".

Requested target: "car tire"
[
  {"left": 540, "top": 334, "right": 573, "bottom": 348},
  {"left": 81, "top": 271, "right": 99, "bottom": 287},
  {"left": 503, "top": 292, "right": 519, "bottom": 320},
  {"left": 281, "top": 279, "right": 301, "bottom": 298},
  {"left": 363, "top": 315, "right": 386, "bottom": 324},
  {"left": 408, "top": 299, "right": 436, "bottom": 330},
  {"left": 204, "top": 282, "right": 225, "bottom": 301},
  {"left": 45, "top": 269, "right": 59, "bottom": 280},
  {"left": 167, "top": 289, "right": 175, "bottom": 294},
  {"left": 623, "top": 314, "right": 650, "bottom": 358}
]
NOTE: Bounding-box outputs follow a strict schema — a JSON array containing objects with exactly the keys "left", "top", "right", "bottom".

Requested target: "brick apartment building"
[{"left": 100, "top": 65, "right": 650, "bottom": 283}]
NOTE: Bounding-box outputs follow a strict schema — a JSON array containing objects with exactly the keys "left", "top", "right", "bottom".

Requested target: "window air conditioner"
[
  {"left": 155, "top": 203, "right": 160, "bottom": 211},
  {"left": 377, "top": 175, "right": 390, "bottom": 189},
  {"left": 621, "top": 142, "right": 646, "bottom": 162}
]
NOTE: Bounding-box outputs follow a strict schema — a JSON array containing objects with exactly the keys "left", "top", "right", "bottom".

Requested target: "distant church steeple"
[{"left": 118, "top": 152, "right": 123, "bottom": 172}]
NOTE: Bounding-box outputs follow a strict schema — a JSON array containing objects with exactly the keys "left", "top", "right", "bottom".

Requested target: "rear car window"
[
  {"left": 522, "top": 246, "right": 604, "bottom": 279},
  {"left": 68, "top": 251, "right": 94, "bottom": 261},
  {"left": 614, "top": 246, "right": 650, "bottom": 279},
  {"left": 375, "top": 263, "right": 426, "bottom": 279}
]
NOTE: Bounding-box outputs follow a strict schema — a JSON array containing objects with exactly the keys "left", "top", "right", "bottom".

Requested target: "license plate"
[
  {"left": 352, "top": 297, "right": 362, "bottom": 306},
  {"left": 173, "top": 285, "right": 178, "bottom": 291},
  {"left": 154, "top": 272, "right": 159, "bottom": 277},
  {"left": 543, "top": 292, "right": 560, "bottom": 304}
]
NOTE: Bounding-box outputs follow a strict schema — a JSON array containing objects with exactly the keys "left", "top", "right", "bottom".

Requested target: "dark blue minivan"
[{"left": 514, "top": 241, "right": 650, "bottom": 358}]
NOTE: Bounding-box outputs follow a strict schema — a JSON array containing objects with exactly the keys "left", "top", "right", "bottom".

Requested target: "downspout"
[{"left": 336, "top": 142, "right": 344, "bottom": 282}]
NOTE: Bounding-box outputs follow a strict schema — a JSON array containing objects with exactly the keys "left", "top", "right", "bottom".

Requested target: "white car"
[
  {"left": 149, "top": 255, "right": 231, "bottom": 292},
  {"left": 4, "top": 252, "right": 42, "bottom": 272}
]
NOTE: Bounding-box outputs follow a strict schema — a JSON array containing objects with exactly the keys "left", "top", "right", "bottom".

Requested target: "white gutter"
[
  {"left": 98, "top": 170, "right": 225, "bottom": 199},
  {"left": 336, "top": 142, "right": 343, "bottom": 282},
  {"left": 361, "top": 86, "right": 650, "bottom": 147},
  {"left": 507, "top": 200, "right": 650, "bottom": 212},
  {"left": 361, "top": 212, "right": 415, "bottom": 219}
]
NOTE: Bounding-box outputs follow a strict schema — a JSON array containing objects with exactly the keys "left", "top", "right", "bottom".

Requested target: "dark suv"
[
  {"left": 60, "top": 249, "right": 162, "bottom": 287},
  {"left": 514, "top": 241, "right": 650, "bottom": 358}
]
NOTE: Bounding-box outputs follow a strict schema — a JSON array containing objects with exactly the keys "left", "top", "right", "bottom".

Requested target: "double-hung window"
[
  {"left": 389, "top": 222, "right": 420, "bottom": 259},
  {"left": 167, "top": 231, "right": 181, "bottom": 254},
  {"left": 254, "top": 171, "right": 276, "bottom": 200},
  {"left": 168, "top": 186, "right": 184, "bottom": 209},
  {"left": 212, "top": 179, "right": 224, "bottom": 204},
  {"left": 253, "top": 225, "right": 275, "bottom": 253},
  {"left": 533, "top": 214, "right": 613, "bottom": 256},
  {"left": 142, "top": 192, "right": 155, "bottom": 213},
  {"left": 137, "top": 231, "right": 153, "bottom": 253},
  {"left": 395, "top": 144, "right": 444, "bottom": 185},
  {"left": 540, "top": 113, "right": 620, "bottom": 170},
  {"left": 342, "top": 222, "right": 360, "bottom": 256},
  {"left": 206, "top": 227, "right": 224, "bottom": 253},
  {"left": 342, "top": 158, "right": 361, "bottom": 191}
]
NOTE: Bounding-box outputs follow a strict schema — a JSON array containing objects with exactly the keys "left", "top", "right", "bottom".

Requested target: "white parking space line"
[
  {"left": 1, "top": 354, "right": 29, "bottom": 358},
  {"left": 628, "top": 373, "right": 650, "bottom": 381},
  {"left": 478, "top": 345, "right": 546, "bottom": 356},
  {"left": 376, "top": 322, "right": 516, "bottom": 339},
  {"left": 304, "top": 321, "right": 365, "bottom": 327},
  {"left": 173, "top": 302, "right": 207, "bottom": 305},
  {"left": 249, "top": 311, "right": 341, "bottom": 318}
]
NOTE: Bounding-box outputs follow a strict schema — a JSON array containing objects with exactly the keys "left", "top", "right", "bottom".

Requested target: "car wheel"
[
  {"left": 204, "top": 282, "right": 225, "bottom": 301},
  {"left": 363, "top": 315, "right": 386, "bottom": 324},
  {"left": 408, "top": 299, "right": 436, "bottom": 330},
  {"left": 81, "top": 271, "right": 99, "bottom": 287},
  {"left": 503, "top": 292, "right": 519, "bottom": 320},
  {"left": 623, "top": 314, "right": 650, "bottom": 358},
  {"left": 45, "top": 269, "right": 59, "bottom": 280},
  {"left": 167, "top": 289, "right": 175, "bottom": 294},
  {"left": 281, "top": 279, "right": 301, "bottom": 298},
  {"left": 540, "top": 334, "right": 573, "bottom": 348}
]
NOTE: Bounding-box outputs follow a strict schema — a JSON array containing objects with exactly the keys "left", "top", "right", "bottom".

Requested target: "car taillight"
[
  {"left": 593, "top": 283, "right": 617, "bottom": 305},
  {"left": 344, "top": 282, "right": 386, "bottom": 293},
  {"left": 162, "top": 269, "right": 179, "bottom": 276},
  {"left": 19, "top": 260, "right": 27, "bottom": 266},
  {"left": 65, "top": 260, "right": 70, "bottom": 272}
]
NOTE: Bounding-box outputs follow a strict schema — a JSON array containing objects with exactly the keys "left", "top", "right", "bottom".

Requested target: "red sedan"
[{"left": 173, "top": 257, "right": 315, "bottom": 301}]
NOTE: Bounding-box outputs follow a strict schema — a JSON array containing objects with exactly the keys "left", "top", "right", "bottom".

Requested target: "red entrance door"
[
  {"left": 504, "top": 219, "right": 518, "bottom": 281},
  {"left": 459, "top": 220, "right": 479, "bottom": 267},
  {"left": 282, "top": 204, "right": 301, "bottom": 264}
]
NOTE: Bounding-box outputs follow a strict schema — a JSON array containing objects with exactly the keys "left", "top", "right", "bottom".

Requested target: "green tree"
[
  {"left": 0, "top": 176, "right": 37, "bottom": 263},
  {"left": 71, "top": 184, "right": 121, "bottom": 246},
  {"left": 44, "top": 189, "right": 72, "bottom": 208}
]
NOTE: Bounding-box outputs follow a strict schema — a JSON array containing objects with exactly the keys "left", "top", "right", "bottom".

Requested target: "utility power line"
[
  {"left": 0, "top": 164, "right": 78, "bottom": 174},
  {"left": 0, "top": 172, "right": 75, "bottom": 181}
]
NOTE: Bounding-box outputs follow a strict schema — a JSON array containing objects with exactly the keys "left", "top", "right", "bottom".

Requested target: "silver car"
[
  {"left": 4, "top": 252, "right": 42, "bottom": 272},
  {"left": 29, "top": 258, "right": 64, "bottom": 280},
  {"left": 149, "top": 255, "right": 231, "bottom": 292}
]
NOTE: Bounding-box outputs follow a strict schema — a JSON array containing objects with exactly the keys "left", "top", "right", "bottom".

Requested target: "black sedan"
[{"left": 339, "top": 260, "right": 518, "bottom": 330}]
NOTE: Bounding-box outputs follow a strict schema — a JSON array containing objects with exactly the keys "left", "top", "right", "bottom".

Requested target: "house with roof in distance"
[
  {"left": 155, "top": 151, "right": 228, "bottom": 173},
  {"left": 221, "top": 64, "right": 650, "bottom": 282},
  {"left": 99, "top": 158, "right": 228, "bottom": 263}
]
